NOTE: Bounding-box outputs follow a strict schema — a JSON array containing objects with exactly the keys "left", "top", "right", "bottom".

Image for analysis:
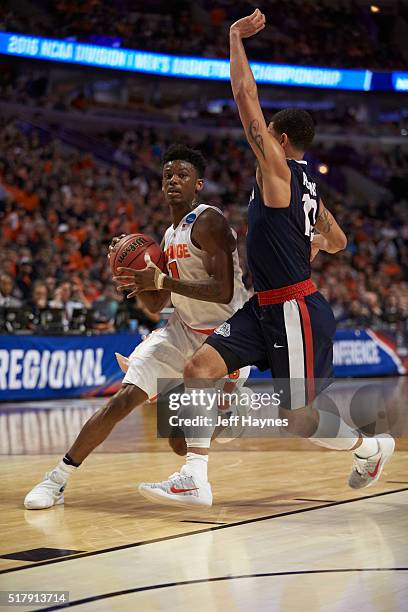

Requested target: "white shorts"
[{"left": 122, "top": 311, "right": 251, "bottom": 400}]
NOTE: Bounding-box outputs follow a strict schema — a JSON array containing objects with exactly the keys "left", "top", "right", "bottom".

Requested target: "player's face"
[{"left": 162, "top": 160, "right": 203, "bottom": 205}]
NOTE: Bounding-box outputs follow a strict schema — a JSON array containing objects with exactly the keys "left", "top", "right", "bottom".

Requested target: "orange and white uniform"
[{"left": 122, "top": 204, "right": 250, "bottom": 399}]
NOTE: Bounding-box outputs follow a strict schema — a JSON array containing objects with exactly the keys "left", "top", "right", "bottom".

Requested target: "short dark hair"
[
  {"left": 271, "top": 108, "right": 315, "bottom": 151},
  {"left": 162, "top": 144, "right": 206, "bottom": 177}
]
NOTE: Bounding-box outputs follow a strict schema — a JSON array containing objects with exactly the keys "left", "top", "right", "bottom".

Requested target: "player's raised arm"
[{"left": 229, "top": 9, "right": 291, "bottom": 198}]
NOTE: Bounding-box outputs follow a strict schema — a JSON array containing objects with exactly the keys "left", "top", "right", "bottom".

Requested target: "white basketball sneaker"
[
  {"left": 138, "top": 466, "right": 212, "bottom": 507},
  {"left": 349, "top": 434, "right": 395, "bottom": 489},
  {"left": 24, "top": 470, "right": 67, "bottom": 509}
]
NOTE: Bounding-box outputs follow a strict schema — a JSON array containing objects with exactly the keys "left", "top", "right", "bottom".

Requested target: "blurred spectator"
[
  {"left": 0, "top": 273, "right": 22, "bottom": 307},
  {"left": 28, "top": 282, "right": 49, "bottom": 312},
  {"left": 49, "top": 280, "right": 91, "bottom": 325},
  {"left": 45, "top": 276, "right": 57, "bottom": 299},
  {"left": 25, "top": 281, "right": 49, "bottom": 330},
  {"left": 16, "top": 257, "right": 34, "bottom": 301},
  {"left": 92, "top": 284, "right": 120, "bottom": 330},
  {"left": 383, "top": 294, "right": 404, "bottom": 326}
]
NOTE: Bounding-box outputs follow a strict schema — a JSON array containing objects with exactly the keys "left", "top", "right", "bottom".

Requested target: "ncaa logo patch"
[
  {"left": 185, "top": 213, "right": 197, "bottom": 224},
  {"left": 215, "top": 322, "right": 230, "bottom": 337}
]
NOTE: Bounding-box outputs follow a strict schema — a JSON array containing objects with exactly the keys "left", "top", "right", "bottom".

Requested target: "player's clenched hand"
[
  {"left": 230, "top": 8, "right": 266, "bottom": 39},
  {"left": 114, "top": 266, "right": 157, "bottom": 298},
  {"left": 107, "top": 234, "right": 126, "bottom": 259}
]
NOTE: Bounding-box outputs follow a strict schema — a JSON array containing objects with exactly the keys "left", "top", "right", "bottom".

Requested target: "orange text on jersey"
[{"left": 165, "top": 244, "right": 191, "bottom": 260}]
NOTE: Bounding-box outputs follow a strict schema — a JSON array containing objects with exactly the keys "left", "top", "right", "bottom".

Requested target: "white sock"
[
  {"left": 53, "top": 460, "right": 77, "bottom": 482},
  {"left": 309, "top": 409, "right": 359, "bottom": 450},
  {"left": 185, "top": 452, "right": 208, "bottom": 482},
  {"left": 355, "top": 436, "right": 380, "bottom": 459}
]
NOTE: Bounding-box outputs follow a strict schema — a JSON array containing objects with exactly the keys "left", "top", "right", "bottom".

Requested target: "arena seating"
[
  {"left": 0, "top": 119, "right": 406, "bottom": 333},
  {"left": 2, "top": 0, "right": 407, "bottom": 69}
]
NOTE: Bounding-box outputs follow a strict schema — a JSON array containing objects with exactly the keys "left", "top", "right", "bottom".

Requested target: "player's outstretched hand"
[{"left": 230, "top": 8, "right": 266, "bottom": 39}]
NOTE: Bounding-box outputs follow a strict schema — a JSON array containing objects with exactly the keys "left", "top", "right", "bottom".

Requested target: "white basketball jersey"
[{"left": 163, "top": 204, "right": 247, "bottom": 331}]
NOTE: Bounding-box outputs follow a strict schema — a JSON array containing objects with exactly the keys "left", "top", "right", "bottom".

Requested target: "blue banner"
[
  {"left": 332, "top": 329, "right": 406, "bottom": 378},
  {"left": 0, "top": 333, "right": 141, "bottom": 401},
  {"left": 0, "top": 329, "right": 405, "bottom": 401},
  {"left": 392, "top": 72, "right": 408, "bottom": 91},
  {"left": 0, "top": 31, "right": 375, "bottom": 91}
]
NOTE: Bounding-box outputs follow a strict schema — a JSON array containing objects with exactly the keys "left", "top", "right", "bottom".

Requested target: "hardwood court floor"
[
  {"left": 1, "top": 489, "right": 407, "bottom": 611},
  {"left": 0, "top": 380, "right": 407, "bottom": 610}
]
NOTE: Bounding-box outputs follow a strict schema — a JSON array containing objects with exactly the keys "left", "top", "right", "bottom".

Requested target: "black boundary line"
[
  {"left": 1, "top": 486, "right": 406, "bottom": 576},
  {"left": 39, "top": 568, "right": 408, "bottom": 611},
  {"left": 295, "top": 498, "right": 335, "bottom": 503},
  {"left": 386, "top": 481, "right": 408, "bottom": 484},
  {"left": 180, "top": 520, "right": 226, "bottom": 525}
]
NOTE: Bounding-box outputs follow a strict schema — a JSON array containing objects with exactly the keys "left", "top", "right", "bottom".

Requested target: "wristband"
[{"left": 154, "top": 268, "right": 166, "bottom": 290}]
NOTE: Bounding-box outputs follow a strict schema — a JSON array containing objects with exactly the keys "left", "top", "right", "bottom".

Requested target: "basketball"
[{"left": 109, "top": 234, "right": 166, "bottom": 276}]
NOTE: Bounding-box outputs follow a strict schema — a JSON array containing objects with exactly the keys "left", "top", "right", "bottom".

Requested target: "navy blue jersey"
[{"left": 247, "top": 160, "right": 320, "bottom": 291}]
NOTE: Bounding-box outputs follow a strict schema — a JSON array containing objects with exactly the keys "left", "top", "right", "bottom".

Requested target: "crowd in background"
[
  {"left": 0, "top": 119, "right": 407, "bottom": 335},
  {"left": 2, "top": 0, "right": 408, "bottom": 69},
  {"left": 0, "top": 66, "right": 395, "bottom": 136}
]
